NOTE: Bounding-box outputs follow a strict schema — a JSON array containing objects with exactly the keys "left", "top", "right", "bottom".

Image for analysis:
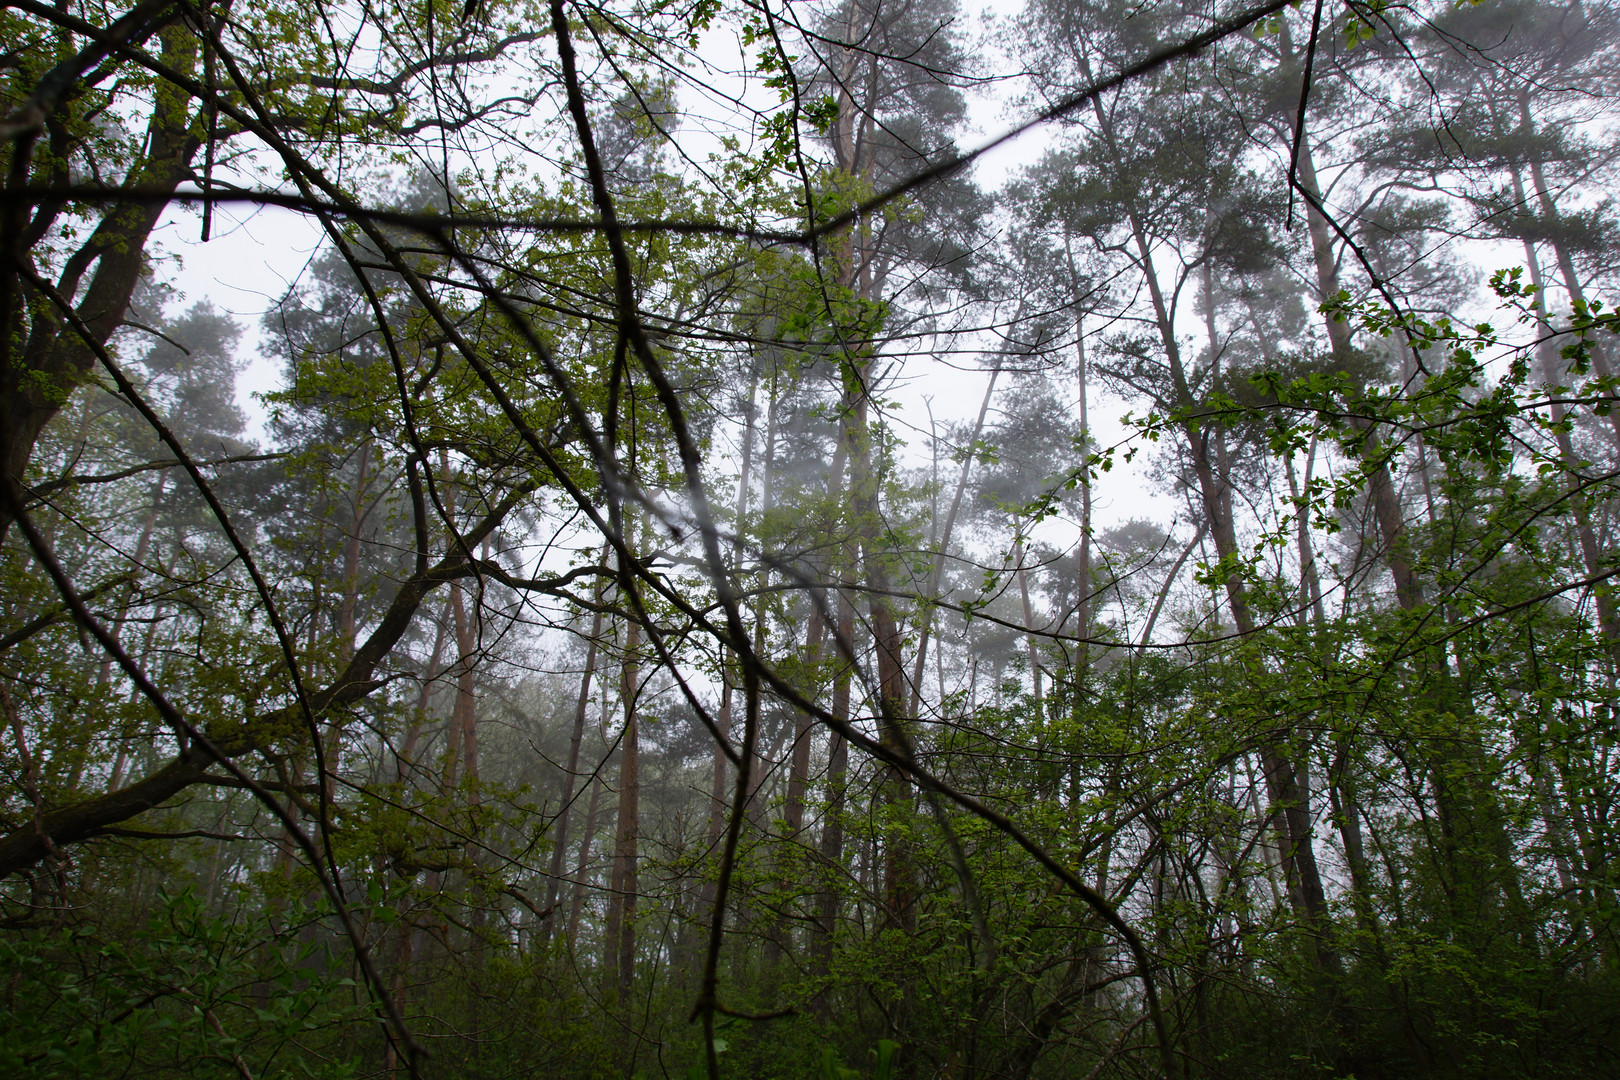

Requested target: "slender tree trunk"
[
  {"left": 1013, "top": 531, "right": 1043, "bottom": 720},
  {"left": 97, "top": 474, "right": 166, "bottom": 690},
  {"left": 566, "top": 769, "right": 605, "bottom": 952},
  {"left": 1280, "top": 19, "right": 1424, "bottom": 611},
  {"left": 844, "top": 378, "right": 916, "bottom": 933},
  {"left": 319, "top": 439, "right": 374, "bottom": 806},
  {"left": 748, "top": 363, "right": 781, "bottom": 817},
  {"left": 783, "top": 602, "right": 823, "bottom": 844},
  {"left": 1284, "top": 438, "right": 1329, "bottom": 627},
  {"left": 602, "top": 598, "right": 641, "bottom": 1000},
  {"left": 782, "top": 374, "right": 841, "bottom": 847},
  {"left": 436, "top": 451, "right": 478, "bottom": 792},
  {"left": 701, "top": 673, "right": 731, "bottom": 916},
  {"left": 543, "top": 555, "right": 608, "bottom": 945},
  {"left": 1074, "top": 314, "right": 1093, "bottom": 658},
  {"left": 1, "top": 25, "right": 204, "bottom": 540},
  {"left": 1288, "top": 439, "right": 1378, "bottom": 939},
  {"left": 108, "top": 605, "right": 167, "bottom": 793},
  {"left": 909, "top": 364, "right": 999, "bottom": 716},
  {"left": 1325, "top": 750, "right": 1379, "bottom": 939},
  {"left": 398, "top": 600, "right": 450, "bottom": 783},
  {"left": 1075, "top": 57, "right": 1334, "bottom": 966},
  {"left": 696, "top": 363, "right": 762, "bottom": 930},
  {"left": 1550, "top": 751, "right": 1620, "bottom": 963},
  {"left": 812, "top": 589, "right": 856, "bottom": 988},
  {"left": 827, "top": 36, "right": 913, "bottom": 934},
  {"left": 1518, "top": 215, "right": 1620, "bottom": 662},
  {"left": 1281, "top": 33, "right": 1531, "bottom": 937},
  {"left": 445, "top": 577, "right": 478, "bottom": 789},
  {"left": 1519, "top": 92, "right": 1620, "bottom": 457},
  {"left": 801, "top": 412, "right": 854, "bottom": 977},
  {"left": 772, "top": 582, "right": 823, "bottom": 968},
  {"left": 337, "top": 439, "right": 374, "bottom": 658},
  {"left": 381, "top": 914, "right": 416, "bottom": 1080}
]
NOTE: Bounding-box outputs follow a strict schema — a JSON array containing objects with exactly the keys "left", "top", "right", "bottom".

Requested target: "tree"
[{"left": 5, "top": 0, "right": 1620, "bottom": 1077}]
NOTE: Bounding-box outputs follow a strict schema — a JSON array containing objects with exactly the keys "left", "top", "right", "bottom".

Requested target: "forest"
[{"left": 2, "top": 0, "right": 1618, "bottom": 1076}]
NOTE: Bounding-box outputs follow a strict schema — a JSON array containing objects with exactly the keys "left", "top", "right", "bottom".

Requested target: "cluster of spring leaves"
[
  {"left": 1048, "top": 278, "right": 1620, "bottom": 596},
  {"left": 0, "top": 889, "right": 366, "bottom": 1080}
]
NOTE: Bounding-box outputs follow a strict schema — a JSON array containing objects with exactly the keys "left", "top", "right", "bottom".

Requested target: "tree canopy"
[{"left": 2, "top": 0, "right": 1619, "bottom": 1078}]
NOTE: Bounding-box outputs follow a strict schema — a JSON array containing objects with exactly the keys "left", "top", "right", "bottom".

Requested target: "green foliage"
[
  {"left": 6, "top": 1, "right": 1620, "bottom": 1079},
  {"left": 0, "top": 889, "right": 365, "bottom": 1080}
]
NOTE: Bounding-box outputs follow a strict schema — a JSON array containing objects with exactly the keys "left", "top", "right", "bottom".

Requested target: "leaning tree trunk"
[
  {"left": 1077, "top": 63, "right": 1335, "bottom": 969},
  {"left": 2, "top": 21, "right": 204, "bottom": 540},
  {"left": 1287, "top": 32, "right": 1527, "bottom": 929}
]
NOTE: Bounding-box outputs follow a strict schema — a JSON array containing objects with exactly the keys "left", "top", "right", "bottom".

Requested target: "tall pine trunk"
[
  {"left": 602, "top": 591, "right": 641, "bottom": 1000},
  {"left": 1074, "top": 61, "right": 1335, "bottom": 969},
  {"left": 543, "top": 557, "right": 608, "bottom": 946}
]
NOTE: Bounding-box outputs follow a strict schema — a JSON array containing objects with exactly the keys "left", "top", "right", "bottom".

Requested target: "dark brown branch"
[
  {"left": 0, "top": 185, "right": 804, "bottom": 243},
  {"left": 27, "top": 452, "right": 283, "bottom": 499}
]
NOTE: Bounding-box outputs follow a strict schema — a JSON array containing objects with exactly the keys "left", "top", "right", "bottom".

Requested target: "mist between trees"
[{"left": 2, "top": 0, "right": 1618, "bottom": 1077}]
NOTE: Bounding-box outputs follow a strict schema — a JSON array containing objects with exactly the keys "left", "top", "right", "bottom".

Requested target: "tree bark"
[
  {"left": 1073, "top": 60, "right": 1335, "bottom": 968},
  {"left": 542, "top": 556, "right": 608, "bottom": 945},
  {"left": 602, "top": 600, "right": 641, "bottom": 999},
  {"left": 565, "top": 769, "right": 605, "bottom": 952},
  {"left": 1516, "top": 194, "right": 1620, "bottom": 662},
  {"left": 3, "top": 20, "right": 202, "bottom": 538},
  {"left": 909, "top": 365, "right": 1000, "bottom": 716},
  {"left": 812, "top": 588, "right": 857, "bottom": 984}
]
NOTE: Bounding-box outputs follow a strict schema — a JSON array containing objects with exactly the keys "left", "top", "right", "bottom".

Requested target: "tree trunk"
[
  {"left": 398, "top": 599, "right": 451, "bottom": 783},
  {"left": 1014, "top": 532, "right": 1044, "bottom": 720},
  {"left": 1280, "top": 17, "right": 1424, "bottom": 611},
  {"left": 1074, "top": 313, "right": 1093, "bottom": 658},
  {"left": 602, "top": 603, "right": 641, "bottom": 1000},
  {"left": 812, "top": 589, "right": 856, "bottom": 989},
  {"left": 565, "top": 771, "right": 605, "bottom": 952},
  {"left": 1519, "top": 92, "right": 1620, "bottom": 457},
  {"left": 444, "top": 578, "right": 478, "bottom": 789},
  {"left": 1074, "top": 59, "right": 1335, "bottom": 967},
  {"left": 2, "top": 22, "right": 203, "bottom": 539},
  {"left": 1517, "top": 211, "right": 1620, "bottom": 662},
  {"left": 0, "top": 488, "right": 528, "bottom": 878},
  {"left": 910, "top": 364, "right": 1000, "bottom": 716},
  {"left": 543, "top": 556, "right": 609, "bottom": 946},
  {"left": 97, "top": 474, "right": 166, "bottom": 691},
  {"left": 844, "top": 377, "right": 916, "bottom": 933}
]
